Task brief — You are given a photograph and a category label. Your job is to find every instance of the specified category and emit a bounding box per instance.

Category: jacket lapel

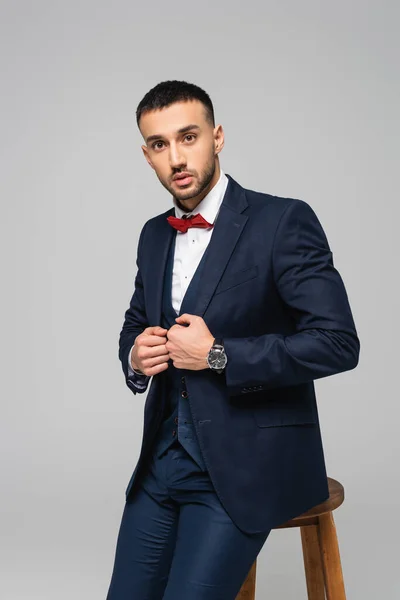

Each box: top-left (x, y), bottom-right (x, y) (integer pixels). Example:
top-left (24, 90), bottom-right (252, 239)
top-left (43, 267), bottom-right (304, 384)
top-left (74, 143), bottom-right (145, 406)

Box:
top-left (145, 174), bottom-right (249, 325)
top-left (145, 211), bottom-right (175, 327)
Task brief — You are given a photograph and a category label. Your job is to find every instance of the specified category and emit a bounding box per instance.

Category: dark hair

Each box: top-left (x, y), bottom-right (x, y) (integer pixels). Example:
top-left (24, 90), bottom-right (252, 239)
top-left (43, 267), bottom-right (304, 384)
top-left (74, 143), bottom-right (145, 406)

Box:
top-left (136, 80), bottom-right (215, 130)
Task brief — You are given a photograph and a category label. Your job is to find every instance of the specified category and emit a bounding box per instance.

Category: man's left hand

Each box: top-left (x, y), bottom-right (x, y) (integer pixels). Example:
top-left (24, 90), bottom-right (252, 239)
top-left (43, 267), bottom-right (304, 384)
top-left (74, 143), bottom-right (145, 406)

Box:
top-left (166, 314), bottom-right (214, 370)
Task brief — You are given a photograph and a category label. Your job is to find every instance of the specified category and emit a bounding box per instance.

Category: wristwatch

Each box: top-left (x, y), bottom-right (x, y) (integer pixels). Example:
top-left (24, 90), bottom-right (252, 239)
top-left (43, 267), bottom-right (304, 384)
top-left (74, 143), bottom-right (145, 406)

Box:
top-left (206, 338), bottom-right (227, 374)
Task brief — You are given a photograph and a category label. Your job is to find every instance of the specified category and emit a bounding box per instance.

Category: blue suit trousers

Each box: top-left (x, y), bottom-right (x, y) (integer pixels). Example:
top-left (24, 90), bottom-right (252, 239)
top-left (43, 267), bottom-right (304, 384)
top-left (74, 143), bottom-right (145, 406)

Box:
top-left (106, 441), bottom-right (271, 599)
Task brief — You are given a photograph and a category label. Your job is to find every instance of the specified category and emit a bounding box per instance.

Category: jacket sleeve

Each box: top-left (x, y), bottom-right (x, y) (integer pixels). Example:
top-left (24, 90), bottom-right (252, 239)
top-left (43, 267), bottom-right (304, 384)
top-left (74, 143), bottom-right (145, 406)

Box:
top-left (223, 199), bottom-right (360, 396)
top-left (118, 221), bottom-right (152, 395)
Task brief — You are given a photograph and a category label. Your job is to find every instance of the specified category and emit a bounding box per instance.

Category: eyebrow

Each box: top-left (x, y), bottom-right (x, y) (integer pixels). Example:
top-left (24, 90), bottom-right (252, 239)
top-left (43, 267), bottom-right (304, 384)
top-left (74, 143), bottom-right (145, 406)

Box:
top-left (146, 124), bottom-right (200, 144)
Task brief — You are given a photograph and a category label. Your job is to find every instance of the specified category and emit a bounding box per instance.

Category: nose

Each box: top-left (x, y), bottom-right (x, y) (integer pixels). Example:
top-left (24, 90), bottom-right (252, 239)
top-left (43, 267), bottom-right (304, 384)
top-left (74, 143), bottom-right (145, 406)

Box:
top-left (169, 142), bottom-right (186, 170)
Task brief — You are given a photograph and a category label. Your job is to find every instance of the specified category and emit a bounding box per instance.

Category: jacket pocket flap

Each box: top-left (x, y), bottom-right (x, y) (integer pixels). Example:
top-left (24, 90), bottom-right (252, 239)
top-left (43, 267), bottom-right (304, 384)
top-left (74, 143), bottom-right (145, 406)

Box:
top-left (253, 405), bottom-right (316, 427)
top-left (215, 264), bottom-right (259, 295)
top-left (251, 385), bottom-right (317, 427)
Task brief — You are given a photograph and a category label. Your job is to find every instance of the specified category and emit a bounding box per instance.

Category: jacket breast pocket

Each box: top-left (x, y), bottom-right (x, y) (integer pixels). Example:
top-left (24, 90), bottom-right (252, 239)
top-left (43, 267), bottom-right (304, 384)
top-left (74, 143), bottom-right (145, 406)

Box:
top-left (214, 264), bottom-right (259, 296)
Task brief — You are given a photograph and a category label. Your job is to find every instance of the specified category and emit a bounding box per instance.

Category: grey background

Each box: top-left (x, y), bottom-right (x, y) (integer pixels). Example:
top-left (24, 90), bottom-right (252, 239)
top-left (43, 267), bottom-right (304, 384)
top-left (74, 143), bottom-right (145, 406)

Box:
top-left (1, 1), bottom-right (398, 598)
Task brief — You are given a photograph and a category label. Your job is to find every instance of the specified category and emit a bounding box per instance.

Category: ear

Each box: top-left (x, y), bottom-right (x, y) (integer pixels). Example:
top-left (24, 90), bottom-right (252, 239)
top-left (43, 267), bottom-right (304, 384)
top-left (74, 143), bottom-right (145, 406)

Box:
top-left (214, 124), bottom-right (225, 155)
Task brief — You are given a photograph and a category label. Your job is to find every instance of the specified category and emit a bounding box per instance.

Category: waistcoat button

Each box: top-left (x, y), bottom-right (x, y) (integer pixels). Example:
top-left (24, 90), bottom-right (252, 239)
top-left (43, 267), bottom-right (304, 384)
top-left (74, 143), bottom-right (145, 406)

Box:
top-left (172, 429), bottom-right (176, 437)
top-left (174, 416), bottom-right (179, 424)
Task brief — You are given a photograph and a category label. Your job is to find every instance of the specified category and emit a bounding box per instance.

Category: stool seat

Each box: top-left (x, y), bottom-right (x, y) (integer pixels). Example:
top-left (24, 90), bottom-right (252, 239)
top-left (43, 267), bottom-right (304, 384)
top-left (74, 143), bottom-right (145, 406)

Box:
top-left (236, 477), bottom-right (347, 599)
top-left (275, 477), bottom-right (344, 528)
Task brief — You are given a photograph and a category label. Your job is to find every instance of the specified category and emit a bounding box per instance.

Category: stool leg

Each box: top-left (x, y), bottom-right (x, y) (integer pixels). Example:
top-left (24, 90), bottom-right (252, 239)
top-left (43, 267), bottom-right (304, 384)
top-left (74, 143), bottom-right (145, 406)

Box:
top-left (301, 525), bottom-right (326, 599)
top-left (235, 560), bottom-right (257, 600)
top-left (318, 512), bottom-right (346, 600)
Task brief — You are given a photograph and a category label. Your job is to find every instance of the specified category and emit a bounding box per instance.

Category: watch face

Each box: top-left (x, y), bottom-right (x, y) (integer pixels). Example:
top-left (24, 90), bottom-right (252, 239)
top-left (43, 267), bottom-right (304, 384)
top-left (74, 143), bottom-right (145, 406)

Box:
top-left (208, 348), bottom-right (227, 369)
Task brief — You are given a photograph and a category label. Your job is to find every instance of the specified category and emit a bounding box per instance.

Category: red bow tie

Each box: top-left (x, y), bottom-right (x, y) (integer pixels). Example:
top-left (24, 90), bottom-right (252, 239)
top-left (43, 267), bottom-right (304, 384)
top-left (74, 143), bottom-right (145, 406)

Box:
top-left (167, 213), bottom-right (214, 233)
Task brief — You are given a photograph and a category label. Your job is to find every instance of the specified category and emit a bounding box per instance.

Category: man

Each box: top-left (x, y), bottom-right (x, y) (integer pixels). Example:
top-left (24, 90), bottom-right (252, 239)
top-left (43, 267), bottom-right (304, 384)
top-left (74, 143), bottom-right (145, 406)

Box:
top-left (106, 80), bottom-right (360, 599)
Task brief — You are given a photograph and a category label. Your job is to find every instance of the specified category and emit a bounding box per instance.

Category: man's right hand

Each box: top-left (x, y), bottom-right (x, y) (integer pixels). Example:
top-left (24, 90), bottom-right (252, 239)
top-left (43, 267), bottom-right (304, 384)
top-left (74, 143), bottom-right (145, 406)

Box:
top-left (131, 326), bottom-right (170, 376)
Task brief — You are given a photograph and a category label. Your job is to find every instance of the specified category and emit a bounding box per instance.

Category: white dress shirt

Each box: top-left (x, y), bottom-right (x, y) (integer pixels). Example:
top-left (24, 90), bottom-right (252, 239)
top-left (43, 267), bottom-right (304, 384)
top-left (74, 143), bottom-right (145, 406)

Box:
top-left (127, 169), bottom-right (229, 388)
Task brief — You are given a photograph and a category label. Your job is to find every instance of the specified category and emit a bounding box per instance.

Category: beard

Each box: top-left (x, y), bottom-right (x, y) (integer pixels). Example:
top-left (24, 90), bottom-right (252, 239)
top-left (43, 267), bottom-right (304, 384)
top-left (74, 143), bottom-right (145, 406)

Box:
top-left (157, 156), bottom-right (216, 210)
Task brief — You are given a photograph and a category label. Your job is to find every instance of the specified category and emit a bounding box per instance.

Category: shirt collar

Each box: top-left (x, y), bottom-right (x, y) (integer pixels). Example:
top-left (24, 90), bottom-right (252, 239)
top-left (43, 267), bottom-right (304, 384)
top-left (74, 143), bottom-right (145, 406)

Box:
top-left (173, 169), bottom-right (229, 224)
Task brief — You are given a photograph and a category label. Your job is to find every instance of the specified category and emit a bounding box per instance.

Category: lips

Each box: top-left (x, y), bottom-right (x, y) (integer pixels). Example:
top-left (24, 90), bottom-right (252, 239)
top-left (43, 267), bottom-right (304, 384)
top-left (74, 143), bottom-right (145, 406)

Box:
top-left (173, 172), bottom-right (192, 181)
top-left (173, 173), bottom-right (193, 186)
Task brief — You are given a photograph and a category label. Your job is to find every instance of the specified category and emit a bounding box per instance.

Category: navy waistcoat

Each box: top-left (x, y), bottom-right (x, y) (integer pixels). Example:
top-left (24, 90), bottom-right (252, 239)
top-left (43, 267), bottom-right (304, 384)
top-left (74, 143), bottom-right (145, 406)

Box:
top-left (151, 230), bottom-right (210, 471)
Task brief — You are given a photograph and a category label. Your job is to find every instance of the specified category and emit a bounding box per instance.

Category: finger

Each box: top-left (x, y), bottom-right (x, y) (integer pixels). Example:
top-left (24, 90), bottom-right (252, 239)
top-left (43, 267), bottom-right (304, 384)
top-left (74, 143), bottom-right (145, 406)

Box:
top-left (145, 326), bottom-right (168, 336)
top-left (141, 354), bottom-right (170, 374)
top-left (145, 361), bottom-right (169, 376)
top-left (142, 353), bottom-right (170, 368)
top-left (140, 335), bottom-right (168, 347)
top-left (175, 313), bottom-right (191, 322)
top-left (139, 344), bottom-right (169, 360)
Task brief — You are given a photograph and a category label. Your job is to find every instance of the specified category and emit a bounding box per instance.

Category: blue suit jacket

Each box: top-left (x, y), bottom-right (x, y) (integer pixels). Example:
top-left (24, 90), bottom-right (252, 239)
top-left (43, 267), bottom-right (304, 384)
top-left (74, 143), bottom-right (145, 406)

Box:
top-left (119, 173), bottom-right (360, 534)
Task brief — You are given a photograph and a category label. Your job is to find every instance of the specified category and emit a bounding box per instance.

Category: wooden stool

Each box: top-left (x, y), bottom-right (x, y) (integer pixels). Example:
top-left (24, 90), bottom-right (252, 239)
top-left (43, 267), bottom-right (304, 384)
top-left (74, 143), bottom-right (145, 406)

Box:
top-left (236, 477), bottom-right (346, 599)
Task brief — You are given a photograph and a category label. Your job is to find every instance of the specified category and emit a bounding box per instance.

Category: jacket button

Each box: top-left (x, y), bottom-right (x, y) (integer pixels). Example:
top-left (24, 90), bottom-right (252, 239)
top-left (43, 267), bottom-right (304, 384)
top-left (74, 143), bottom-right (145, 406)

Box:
top-left (172, 429), bottom-right (176, 437)
top-left (174, 416), bottom-right (179, 424)
top-left (181, 390), bottom-right (188, 399)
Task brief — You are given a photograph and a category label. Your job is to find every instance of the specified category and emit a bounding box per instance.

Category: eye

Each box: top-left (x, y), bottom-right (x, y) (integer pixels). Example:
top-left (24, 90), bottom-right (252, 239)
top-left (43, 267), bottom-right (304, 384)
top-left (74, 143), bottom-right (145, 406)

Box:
top-left (151, 134), bottom-right (196, 151)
